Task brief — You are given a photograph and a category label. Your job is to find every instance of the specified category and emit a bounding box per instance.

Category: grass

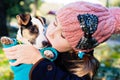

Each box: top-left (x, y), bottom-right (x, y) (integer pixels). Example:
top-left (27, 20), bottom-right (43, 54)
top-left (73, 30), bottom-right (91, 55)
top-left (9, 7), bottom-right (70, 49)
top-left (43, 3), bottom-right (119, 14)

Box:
top-left (0, 45), bottom-right (13, 80)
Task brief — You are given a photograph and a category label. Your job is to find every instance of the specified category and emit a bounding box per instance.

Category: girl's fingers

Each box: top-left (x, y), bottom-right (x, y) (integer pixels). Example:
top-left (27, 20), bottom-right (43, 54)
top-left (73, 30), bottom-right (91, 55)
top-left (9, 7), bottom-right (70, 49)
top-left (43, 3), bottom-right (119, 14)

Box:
top-left (9, 60), bottom-right (21, 66)
top-left (5, 52), bottom-right (17, 59)
top-left (3, 46), bottom-right (17, 52)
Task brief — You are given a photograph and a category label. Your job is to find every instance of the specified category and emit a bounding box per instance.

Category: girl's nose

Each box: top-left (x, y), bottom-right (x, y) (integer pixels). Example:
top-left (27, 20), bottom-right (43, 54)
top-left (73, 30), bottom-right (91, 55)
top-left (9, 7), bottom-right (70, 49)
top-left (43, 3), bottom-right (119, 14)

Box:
top-left (46, 22), bottom-right (57, 38)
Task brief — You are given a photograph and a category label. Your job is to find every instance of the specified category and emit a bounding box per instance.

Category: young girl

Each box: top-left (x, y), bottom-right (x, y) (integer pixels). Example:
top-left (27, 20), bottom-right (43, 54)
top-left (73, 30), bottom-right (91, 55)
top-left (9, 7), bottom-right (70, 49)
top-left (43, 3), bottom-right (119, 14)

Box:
top-left (3, 1), bottom-right (120, 80)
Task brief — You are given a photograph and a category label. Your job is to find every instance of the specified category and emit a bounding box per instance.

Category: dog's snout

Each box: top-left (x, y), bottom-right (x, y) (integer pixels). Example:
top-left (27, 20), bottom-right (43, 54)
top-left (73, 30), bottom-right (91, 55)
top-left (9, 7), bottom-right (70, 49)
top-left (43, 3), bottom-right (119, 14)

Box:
top-left (42, 41), bottom-right (48, 47)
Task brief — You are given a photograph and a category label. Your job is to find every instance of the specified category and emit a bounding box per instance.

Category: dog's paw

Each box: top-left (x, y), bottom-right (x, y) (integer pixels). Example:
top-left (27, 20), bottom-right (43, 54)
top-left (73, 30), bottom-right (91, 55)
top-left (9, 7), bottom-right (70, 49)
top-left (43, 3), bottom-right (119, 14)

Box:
top-left (0, 36), bottom-right (13, 45)
top-left (44, 50), bottom-right (54, 59)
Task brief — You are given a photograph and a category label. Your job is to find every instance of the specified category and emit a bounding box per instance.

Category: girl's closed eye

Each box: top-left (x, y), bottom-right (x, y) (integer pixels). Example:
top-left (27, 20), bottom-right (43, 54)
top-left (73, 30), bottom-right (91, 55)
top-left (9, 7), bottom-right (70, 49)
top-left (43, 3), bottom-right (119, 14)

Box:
top-left (53, 17), bottom-right (58, 26)
top-left (61, 33), bottom-right (65, 38)
top-left (53, 20), bottom-right (57, 26)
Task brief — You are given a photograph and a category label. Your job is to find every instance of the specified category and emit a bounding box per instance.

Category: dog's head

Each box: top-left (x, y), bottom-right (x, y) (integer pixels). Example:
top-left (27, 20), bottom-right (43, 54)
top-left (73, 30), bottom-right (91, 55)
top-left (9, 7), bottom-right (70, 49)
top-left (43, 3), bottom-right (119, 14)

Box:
top-left (16, 14), bottom-right (49, 49)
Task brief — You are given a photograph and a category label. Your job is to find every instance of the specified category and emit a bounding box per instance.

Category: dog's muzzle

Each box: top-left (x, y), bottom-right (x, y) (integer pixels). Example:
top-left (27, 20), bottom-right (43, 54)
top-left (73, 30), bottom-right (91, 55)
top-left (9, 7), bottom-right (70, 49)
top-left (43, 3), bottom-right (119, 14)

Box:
top-left (43, 24), bottom-right (48, 36)
top-left (42, 25), bottom-right (51, 47)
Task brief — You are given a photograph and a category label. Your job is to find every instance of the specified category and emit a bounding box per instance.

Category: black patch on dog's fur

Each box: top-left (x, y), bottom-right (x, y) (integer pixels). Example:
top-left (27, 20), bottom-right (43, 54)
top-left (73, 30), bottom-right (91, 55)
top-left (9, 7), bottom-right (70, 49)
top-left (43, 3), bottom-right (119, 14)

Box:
top-left (20, 18), bottom-right (39, 37)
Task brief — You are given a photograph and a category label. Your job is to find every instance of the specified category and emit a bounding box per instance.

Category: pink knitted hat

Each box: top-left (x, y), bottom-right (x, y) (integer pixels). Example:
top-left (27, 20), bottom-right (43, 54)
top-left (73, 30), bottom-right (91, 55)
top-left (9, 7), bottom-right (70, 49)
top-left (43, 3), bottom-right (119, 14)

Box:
top-left (56, 1), bottom-right (120, 52)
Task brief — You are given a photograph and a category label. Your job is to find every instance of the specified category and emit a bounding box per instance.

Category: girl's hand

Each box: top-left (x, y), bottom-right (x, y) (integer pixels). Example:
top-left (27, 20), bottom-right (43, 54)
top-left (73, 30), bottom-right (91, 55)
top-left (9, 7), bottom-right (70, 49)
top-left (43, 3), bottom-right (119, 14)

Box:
top-left (3, 44), bottom-right (43, 66)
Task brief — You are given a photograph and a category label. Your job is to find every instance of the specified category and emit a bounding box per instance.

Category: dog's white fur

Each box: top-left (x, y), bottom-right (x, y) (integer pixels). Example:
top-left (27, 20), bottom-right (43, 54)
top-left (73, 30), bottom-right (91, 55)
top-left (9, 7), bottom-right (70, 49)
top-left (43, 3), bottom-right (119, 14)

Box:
top-left (17, 17), bottom-right (48, 49)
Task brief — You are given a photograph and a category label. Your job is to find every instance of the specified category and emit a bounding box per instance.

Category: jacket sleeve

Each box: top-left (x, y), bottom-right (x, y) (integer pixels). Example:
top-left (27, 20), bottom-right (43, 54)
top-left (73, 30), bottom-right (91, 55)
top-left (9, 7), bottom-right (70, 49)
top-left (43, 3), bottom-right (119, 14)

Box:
top-left (29, 59), bottom-right (84, 80)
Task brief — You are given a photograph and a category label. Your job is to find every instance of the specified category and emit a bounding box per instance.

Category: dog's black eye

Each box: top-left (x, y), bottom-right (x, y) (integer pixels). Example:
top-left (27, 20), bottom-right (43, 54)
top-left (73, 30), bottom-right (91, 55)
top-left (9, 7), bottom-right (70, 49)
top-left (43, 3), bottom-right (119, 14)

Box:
top-left (30, 25), bottom-right (39, 34)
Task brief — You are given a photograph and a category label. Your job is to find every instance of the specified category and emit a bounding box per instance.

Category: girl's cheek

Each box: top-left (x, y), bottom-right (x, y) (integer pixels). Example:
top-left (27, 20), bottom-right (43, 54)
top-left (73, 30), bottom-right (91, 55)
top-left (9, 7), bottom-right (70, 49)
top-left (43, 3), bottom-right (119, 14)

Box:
top-left (46, 23), bottom-right (55, 38)
top-left (48, 22), bottom-right (57, 31)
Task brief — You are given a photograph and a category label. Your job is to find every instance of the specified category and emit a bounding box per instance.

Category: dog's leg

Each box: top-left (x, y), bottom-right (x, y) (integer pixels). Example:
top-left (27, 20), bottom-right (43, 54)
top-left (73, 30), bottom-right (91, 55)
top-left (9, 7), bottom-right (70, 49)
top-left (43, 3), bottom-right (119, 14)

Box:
top-left (0, 36), bottom-right (13, 45)
top-left (43, 50), bottom-right (54, 59)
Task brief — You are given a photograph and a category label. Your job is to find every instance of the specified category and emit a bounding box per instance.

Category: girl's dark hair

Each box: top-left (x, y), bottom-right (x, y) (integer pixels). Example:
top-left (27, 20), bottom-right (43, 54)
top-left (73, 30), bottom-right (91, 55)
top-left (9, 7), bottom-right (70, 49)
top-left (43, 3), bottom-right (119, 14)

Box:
top-left (55, 50), bottom-right (99, 80)
top-left (81, 50), bottom-right (100, 78)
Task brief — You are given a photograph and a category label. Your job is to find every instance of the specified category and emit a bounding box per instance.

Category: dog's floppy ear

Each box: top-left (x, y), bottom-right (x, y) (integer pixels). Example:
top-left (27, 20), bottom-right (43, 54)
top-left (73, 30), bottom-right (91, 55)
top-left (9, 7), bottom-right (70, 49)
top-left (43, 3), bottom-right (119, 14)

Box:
top-left (35, 16), bottom-right (46, 25)
top-left (16, 14), bottom-right (31, 26)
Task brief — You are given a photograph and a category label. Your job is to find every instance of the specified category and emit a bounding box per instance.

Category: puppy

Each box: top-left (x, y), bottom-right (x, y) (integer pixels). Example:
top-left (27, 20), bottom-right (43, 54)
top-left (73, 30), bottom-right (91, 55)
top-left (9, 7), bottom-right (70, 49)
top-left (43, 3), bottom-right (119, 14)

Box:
top-left (0, 14), bottom-right (58, 80)
top-left (16, 14), bottom-right (48, 48)
top-left (1, 14), bottom-right (55, 59)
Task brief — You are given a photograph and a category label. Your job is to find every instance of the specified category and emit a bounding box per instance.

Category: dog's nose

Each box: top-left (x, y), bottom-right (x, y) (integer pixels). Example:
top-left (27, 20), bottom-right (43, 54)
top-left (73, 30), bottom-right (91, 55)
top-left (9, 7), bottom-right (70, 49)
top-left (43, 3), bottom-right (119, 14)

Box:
top-left (42, 40), bottom-right (48, 47)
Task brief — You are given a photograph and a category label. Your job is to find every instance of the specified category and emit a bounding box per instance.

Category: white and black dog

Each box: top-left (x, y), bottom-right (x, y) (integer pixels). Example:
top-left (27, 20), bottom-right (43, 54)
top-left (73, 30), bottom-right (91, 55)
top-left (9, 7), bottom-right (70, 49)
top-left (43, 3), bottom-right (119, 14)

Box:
top-left (0, 14), bottom-right (58, 80)
top-left (1, 14), bottom-right (55, 58)
top-left (16, 14), bottom-right (49, 49)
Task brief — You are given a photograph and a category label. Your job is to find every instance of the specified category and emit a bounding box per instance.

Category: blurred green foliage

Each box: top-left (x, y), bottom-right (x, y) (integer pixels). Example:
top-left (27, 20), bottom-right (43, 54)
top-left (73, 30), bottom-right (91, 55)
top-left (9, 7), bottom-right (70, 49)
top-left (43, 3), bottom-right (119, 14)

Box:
top-left (0, 0), bottom-right (33, 37)
top-left (94, 67), bottom-right (120, 80)
top-left (94, 43), bottom-right (120, 80)
top-left (110, 0), bottom-right (120, 6)
top-left (4, 0), bottom-right (33, 18)
top-left (95, 43), bottom-right (120, 67)
top-left (0, 44), bottom-right (13, 80)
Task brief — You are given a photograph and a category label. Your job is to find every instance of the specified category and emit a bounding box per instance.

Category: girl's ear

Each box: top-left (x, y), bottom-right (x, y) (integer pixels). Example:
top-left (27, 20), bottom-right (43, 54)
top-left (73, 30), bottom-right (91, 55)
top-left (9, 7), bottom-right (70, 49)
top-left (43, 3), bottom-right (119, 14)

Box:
top-left (16, 14), bottom-right (31, 26)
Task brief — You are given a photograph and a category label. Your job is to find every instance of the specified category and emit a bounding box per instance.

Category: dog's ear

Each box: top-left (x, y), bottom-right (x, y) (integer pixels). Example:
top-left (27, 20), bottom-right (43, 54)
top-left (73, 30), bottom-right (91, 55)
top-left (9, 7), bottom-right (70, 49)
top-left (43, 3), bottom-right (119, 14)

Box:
top-left (35, 16), bottom-right (46, 25)
top-left (16, 14), bottom-right (31, 26)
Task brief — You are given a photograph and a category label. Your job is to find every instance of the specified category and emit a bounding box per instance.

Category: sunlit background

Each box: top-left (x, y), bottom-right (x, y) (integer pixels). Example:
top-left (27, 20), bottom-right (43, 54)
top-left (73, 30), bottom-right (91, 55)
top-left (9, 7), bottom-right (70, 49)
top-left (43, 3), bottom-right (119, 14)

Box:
top-left (0, 0), bottom-right (120, 80)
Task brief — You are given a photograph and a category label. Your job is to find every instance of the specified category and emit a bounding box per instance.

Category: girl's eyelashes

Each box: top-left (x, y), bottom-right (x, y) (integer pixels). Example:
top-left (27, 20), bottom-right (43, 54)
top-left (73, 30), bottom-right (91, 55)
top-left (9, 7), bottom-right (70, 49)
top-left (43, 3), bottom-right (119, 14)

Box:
top-left (53, 21), bottom-right (57, 26)
top-left (61, 33), bottom-right (65, 38)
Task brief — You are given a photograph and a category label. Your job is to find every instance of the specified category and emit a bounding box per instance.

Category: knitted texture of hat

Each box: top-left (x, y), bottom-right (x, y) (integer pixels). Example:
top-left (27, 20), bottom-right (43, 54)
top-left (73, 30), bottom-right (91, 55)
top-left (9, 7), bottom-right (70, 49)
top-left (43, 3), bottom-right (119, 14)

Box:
top-left (56, 1), bottom-right (120, 52)
top-left (109, 7), bottom-right (120, 34)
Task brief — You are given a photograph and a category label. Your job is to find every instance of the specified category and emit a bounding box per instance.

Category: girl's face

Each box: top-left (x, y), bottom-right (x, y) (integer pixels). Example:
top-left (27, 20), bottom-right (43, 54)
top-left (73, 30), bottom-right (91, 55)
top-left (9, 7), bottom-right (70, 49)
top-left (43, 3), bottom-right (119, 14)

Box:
top-left (46, 19), bottom-right (72, 52)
